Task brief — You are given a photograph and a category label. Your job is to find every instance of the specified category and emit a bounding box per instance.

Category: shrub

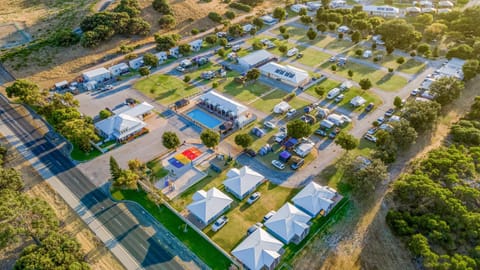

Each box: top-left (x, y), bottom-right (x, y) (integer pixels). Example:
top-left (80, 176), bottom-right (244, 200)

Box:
top-left (388, 68), bottom-right (394, 73)
top-left (355, 49), bottom-right (363, 56)
top-left (225, 11), bottom-right (236, 19)
top-left (331, 64), bottom-right (337, 71)
top-left (212, 82), bottom-right (219, 88)
top-left (158, 15), bottom-right (176, 28)
top-left (284, 93), bottom-right (296, 101)
top-left (410, 51), bottom-right (416, 57)
top-left (191, 28), bottom-right (199, 35)
top-left (153, 0), bottom-right (172, 14)
top-left (183, 75), bottom-right (191, 83)
top-left (208, 12), bottom-right (223, 23)
top-left (229, 2), bottom-right (252, 12)
top-left (396, 57), bottom-right (405, 64)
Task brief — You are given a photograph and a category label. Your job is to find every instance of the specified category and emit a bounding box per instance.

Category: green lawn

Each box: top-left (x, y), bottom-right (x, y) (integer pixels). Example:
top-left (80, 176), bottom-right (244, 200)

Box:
top-left (334, 87), bottom-right (383, 112)
top-left (111, 189), bottom-right (233, 270)
top-left (305, 78), bottom-right (340, 97)
top-left (292, 47), bottom-right (331, 68)
top-left (207, 181), bottom-right (297, 251)
top-left (273, 25), bottom-right (308, 41)
top-left (146, 158), bottom-right (169, 179)
top-left (348, 51), bottom-right (426, 75)
top-left (322, 62), bottom-right (408, 92)
top-left (310, 35), bottom-right (354, 53)
top-left (397, 58), bottom-right (426, 74)
top-left (70, 144), bottom-right (102, 162)
top-left (216, 80), bottom-right (272, 103)
top-left (134, 74), bottom-right (199, 105)
top-left (250, 90), bottom-right (311, 114)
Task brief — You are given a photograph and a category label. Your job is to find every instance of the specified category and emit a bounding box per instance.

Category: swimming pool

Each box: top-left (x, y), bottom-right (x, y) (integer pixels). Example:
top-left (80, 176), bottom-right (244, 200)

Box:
top-left (186, 108), bottom-right (222, 129)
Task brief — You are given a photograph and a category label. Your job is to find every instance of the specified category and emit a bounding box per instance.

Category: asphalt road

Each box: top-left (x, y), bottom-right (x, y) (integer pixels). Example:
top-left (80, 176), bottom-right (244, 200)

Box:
top-left (0, 97), bottom-right (196, 270)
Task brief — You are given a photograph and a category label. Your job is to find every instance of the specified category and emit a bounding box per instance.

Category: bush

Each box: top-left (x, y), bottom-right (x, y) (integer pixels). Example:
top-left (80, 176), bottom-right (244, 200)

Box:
top-left (212, 82), bottom-right (219, 88)
top-left (229, 2), bottom-right (252, 12)
top-left (338, 33), bottom-right (344, 39)
top-left (208, 12), bottom-right (223, 23)
top-left (355, 49), bottom-right (363, 56)
top-left (315, 86), bottom-right (325, 97)
top-left (284, 92), bottom-right (296, 101)
top-left (153, 0), bottom-right (172, 14)
top-left (183, 75), bottom-right (191, 83)
top-left (225, 11), bottom-right (236, 19)
top-left (396, 57), bottom-right (405, 64)
top-left (388, 68), bottom-right (394, 73)
top-left (191, 28), bottom-right (199, 35)
top-left (158, 15), bottom-right (176, 28)
top-left (331, 64), bottom-right (337, 71)
top-left (410, 51), bottom-right (416, 57)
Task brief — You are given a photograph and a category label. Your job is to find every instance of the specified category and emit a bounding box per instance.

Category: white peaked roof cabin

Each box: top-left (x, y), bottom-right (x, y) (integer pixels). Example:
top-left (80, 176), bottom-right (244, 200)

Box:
top-left (128, 57), bottom-right (144, 70)
top-left (259, 62), bottom-right (310, 87)
top-left (189, 39), bottom-right (203, 52)
top-left (108, 63), bottom-right (130, 76)
top-left (232, 229), bottom-right (284, 270)
top-left (95, 102), bottom-right (153, 142)
top-left (82, 67), bottom-right (111, 83)
top-left (264, 203), bottom-right (311, 244)
top-left (154, 51), bottom-right (168, 63)
top-left (187, 187), bottom-right (233, 225)
top-left (292, 182), bottom-right (338, 217)
top-left (224, 167), bottom-right (265, 199)
top-left (238, 50), bottom-right (275, 69)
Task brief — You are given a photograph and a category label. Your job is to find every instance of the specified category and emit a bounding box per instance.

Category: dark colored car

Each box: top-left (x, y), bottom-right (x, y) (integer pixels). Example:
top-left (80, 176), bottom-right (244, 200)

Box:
top-left (385, 108), bottom-right (395, 117)
top-left (245, 148), bottom-right (257, 157)
top-left (315, 129), bottom-right (327, 137)
top-left (365, 103), bottom-right (374, 112)
top-left (290, 158), bottom-right (305, 170)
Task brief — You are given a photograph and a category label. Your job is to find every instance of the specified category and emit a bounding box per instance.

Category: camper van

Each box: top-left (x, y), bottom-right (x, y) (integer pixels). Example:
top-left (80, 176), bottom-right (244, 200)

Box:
top-left (326, 88), bottom-right (341, 99)
top-left (320, 119), bottom-right (335, 129)
top-left (327, 114), bottom-right (345, 126)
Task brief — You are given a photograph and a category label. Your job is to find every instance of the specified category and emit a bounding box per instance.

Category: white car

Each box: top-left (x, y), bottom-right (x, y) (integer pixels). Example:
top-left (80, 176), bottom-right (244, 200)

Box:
top-left (334, 94), bottom-right (344, 103)
top-left (286, 108), bottom-right (297, 118)
top-left (341, 115), bottom-right (352, 123)
top-left (176, 66), bottom-right (186, 72)
top-left (376, 117), bottom-right (385, 124)
top-left (105, 84), bottom-right (113, 90)
top-left (247, 192), bottom-right (261, 205)
top-left (264, 121), bottom-right (276, 129)
top-left (263, 210), bottom-right (277, 222)
top-left (271, 160), bottom-right (285, 170)
top-left (212, 216), bottom-right (229, 232)
top-left (364, 134), bottom-right (377, 143)
top-left (287, 48), bottom-right (298, 57)
top-left (411, 88), bottom-right (419, 96)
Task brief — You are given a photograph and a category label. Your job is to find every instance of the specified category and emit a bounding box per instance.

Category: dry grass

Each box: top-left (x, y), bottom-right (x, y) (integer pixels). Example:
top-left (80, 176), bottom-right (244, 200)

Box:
top-left (2, 0), bottom-right (282, 88)
top-left (293, 76), bottom-right (480, 269)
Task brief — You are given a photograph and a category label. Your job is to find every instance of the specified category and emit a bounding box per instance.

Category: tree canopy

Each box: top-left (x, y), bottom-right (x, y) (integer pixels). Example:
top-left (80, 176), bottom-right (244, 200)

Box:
top-left (200, 129), bottom-right (220, 149)
top-left (376, 19), bottom-right (421, 50)
top-left (162, 131), bottom-right (181, 150)
top-left (234, 133), bottom-right (253, 149)
top-left (335, 132), bottom-right (358, 151)
top-left (287, 119), bottom-right (311, 139)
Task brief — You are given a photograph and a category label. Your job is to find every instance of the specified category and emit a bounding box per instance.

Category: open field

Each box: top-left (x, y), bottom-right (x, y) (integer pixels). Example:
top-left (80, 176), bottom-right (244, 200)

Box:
top-left (292, 47), bottom-right (331, 67)
top-left (331, 87), bottom-right (383, 112)
top-left (111, 188), bottom-right (233, 270)
top-left (348, 51), bottom-right (426, 75)
top-left (134, 74), bottom-right (197, 105)
top-left (321, 62), bottom-right (408, 92)
top-left (305, 78), bottom-right (340, 97)
top-left (217, 80), bottom-right (272, 103)
top-left (250, 90), bottom-right (311, 113)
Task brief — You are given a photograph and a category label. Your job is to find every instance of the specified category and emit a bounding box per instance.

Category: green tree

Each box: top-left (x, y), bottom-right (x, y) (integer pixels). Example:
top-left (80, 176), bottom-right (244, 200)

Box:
top-left (99, 109), bottom-right (112, 119)
top-left (60, 119), bottom-right (98, 152)
top-left (278, 45), bottom-right (288, 54)
top-left (321, 0), bottom-right (331, 9)
top-left (396, 57), bottom-right (405, 64)
top-left (127, 17), bottom-right (151, 35)
top-left (204, 34), bottom-right (218, 45)
top-left (341, 157), bottom-right (388, 195)
top-left (153, 0), bottom-right (172, 14)
top-left (300, 15), bottom-right (313, 24)
top-left (183, 75), bottom-right (191, 83)
top-left (393, 96), bottom-right (403, 109)
top-left (50, 28), bottom-right (80, 47)
top-left (0, 167), bottom-right (24, 192)
top-left (429, 77), bottom-right (464, 106)
top-left (154, 34), bottom-right (178, 51)
top-left (143, 53), bottom-right (159, 68)
top-left (6, 80), bottom-right (42, 105)
top-left (299, 7), bottom-right (308, 16)
top-left (416, 13), bottom-right (433, 25)
top-left (359, 78), bottom-right (372, 91)
top-left (246, 68), bottom-right (261, 81)
top-left (109, 156), bottom-right (121, 181)
top-left (179, 44), bottom-right (191, 55)
top-left (228, 23), bottom-right (244, 37)
top-left (376, 19), bottom-right (421, 50)
top-left (279, 25), bottom-right (287, 34)
top-left (316, 23), bottom-right (327, 33)
top-left (351, 30), bottom-right (361, 43)
top-left (348, 69), bottom-right (354, 78)
top-left (424, 23), bottom-right (448, 42)
top-left (391, 119), bottom-right (417, 148)
top-left (225, 11), bottom-right (236, 19)
top-left (158, 14), bottom-right (176, 28)
top-left (307, 28), bottom-right (317, 40)
top-left (463, 59), bottom-right (479, 81)
top-left (218, 37), bottom-right (228, 47)
top-left (217, 47), bottom-right (226, 57)
top-left (114, 169), bottom-right (139, 189)
top-left (315, 86), bottom-right (325, 97)
top-left (200, 129), bottom-right (220, 149)
top-left (287, 119), bottom-right (311, 139)
top-left (253, 17), bottom-right (264, 29)
top-left (273, 7), bottom-right (286, 21)
top-left (114, 0), bottom-right (141, 17)
top-left (335, 132), bottom-right (358, 152)
top-left (402, 100), bottom-right (441, 131)
top-left (373, 130), bottom-right (398, 163)
top-left (328, 22), bottom-right (338, 31)
top-left (162, 131), bottom-right (181, 150)
top-left (234, 133), bottom-right (253, 149)
top-left (446, 44), bottom-right (474, 60)
top-left (416, 43), bottom-right (431, 57)
top-left (139, 66), bottom-right (150, 77)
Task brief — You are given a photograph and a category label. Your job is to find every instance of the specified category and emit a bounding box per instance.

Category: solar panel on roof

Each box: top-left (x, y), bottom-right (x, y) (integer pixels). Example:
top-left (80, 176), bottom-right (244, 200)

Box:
top-left (289, 73), bottom-right (295, 78)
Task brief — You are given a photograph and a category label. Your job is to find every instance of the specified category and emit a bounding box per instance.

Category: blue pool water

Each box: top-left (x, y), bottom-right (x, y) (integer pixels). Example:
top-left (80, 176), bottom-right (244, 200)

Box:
top-left (186, 108), bottom-right (222, 129)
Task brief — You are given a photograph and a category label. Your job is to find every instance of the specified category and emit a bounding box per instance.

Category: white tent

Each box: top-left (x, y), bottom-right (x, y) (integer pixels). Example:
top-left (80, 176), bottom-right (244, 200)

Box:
top-left (224, 167), bottom-right (265, 199)
top-left (350, 96), bottom-right (367, 107)
top-left (273, 101), bottom-right (291, 114)
top-left (265, 203), bottom-right (311, 244)
top-left (187, 188), bottom-right (233, 225)
top-left (438, 0), bottom-right (454, 7)
top-left (292, 182), bottom-right (337, 217)
top-left (232, 229), bottom-right (283, 270)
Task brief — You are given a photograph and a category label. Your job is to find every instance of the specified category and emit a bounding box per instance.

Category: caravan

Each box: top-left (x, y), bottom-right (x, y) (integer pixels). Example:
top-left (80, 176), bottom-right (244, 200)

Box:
top-left (327, 114), bottom-right (345, 126)
top-left (326, 88), bottom-right (341, 99)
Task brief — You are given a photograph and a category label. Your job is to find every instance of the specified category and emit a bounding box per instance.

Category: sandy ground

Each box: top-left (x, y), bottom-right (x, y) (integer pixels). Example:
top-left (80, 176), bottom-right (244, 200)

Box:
top-left (0, 106), bottom-right (125, 270)
top-left (293, 76), bottom-right (480, 270)
top-left (1, 0), bottom-right (281, 88)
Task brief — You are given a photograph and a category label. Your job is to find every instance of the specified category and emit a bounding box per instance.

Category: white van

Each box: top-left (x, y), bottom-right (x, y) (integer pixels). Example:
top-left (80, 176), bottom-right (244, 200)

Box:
top-left (326, 88), bottom-right (341, 99)
top-left (287, 48), bottom-right (299, 57)
top-left (327, 114), bottom-right (345, 126)
top-left (320, 119), bottom-right (335, 129)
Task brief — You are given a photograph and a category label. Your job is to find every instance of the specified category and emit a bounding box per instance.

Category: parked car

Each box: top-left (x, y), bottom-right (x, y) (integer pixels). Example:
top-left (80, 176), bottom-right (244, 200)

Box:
top-left (105, 84), bottom-right (113, 90)
top-left (376, 116), bottom-right (385, 124)
top-left (364, 134), bottom-right (377, 143)
top-left (296, 53), bottom-right (304, 59)
top-left (176, 66), bottom-right (186, 72)
top-left (232, 45), bottom-right (241, 52)
top-left (334, 94), bottom-right (345, 103)
top-left (247, 192), bottom-right (261, 205)
top-left (286, 108), bottom-right (297, 118)
top-left (227, 36), bottom-right (235, 42)
top-left (385, 108), bottom-right (395, 117)
top-left (365, 103), bottom-right (374, 112)
top-left (212, 216), bottom-right (229, 232)
top-left (329, 128), bottom-right (341, 139)
top-left (263, 210), bottom-right (277, 222)
top-left (125, 98), bottom-right (135, 105)
top-left (329, 56), bottom-right (336, 62)
top-left (247, 223), bottom-right (263, 235)
top-left (290, 158), bottom-right (305, 170)
top-left (315, 129), bottom-right (327, 137)
top-left (367, 127), bottom-right (378, 135)
top-left (245, 148), bottom-right (257, 157)
top-left (274, 132), bottom-right (286, 143)
top-left (271, 160), bottom-right (285, 170)
top-left (264, 121), bottom-right (276, 129)
top-left (411, 88), bottom-right (419, 96)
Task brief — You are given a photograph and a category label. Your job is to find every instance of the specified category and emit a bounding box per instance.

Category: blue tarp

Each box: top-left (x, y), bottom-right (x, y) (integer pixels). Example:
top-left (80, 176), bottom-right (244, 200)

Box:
top-left (284, 138), bottom-right (298, 148)
top-left (168, 157), bottom-right (184, 168)
top-left (279, 150), bottom-right (292, 162)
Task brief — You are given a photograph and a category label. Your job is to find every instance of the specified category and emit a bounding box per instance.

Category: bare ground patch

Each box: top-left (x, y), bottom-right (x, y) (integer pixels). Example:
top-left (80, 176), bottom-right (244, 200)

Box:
top-left (293, 76), bottom-right (480, 270)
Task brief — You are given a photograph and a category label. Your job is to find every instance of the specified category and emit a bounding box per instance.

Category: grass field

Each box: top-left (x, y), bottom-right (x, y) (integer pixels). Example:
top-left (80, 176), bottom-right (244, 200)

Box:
top-left (305, 79), bottom-right (341, 97)
top-left (331, 87), bottom-right (383, 112)
top-left (250, 90), bottom-right (311, 114)
top-left (134, 74), bottom-right (198, 105)
top-left (321, 62), bottom-right (408, 92)
top-left (70, 144), bottom-right (102, 162)
top-left (347, 51), bottom-right (426, 75)
top-left (292, 47), bottom-right (331, 67)
top-left (216, 80), bottom-right (272, 103)
top-left (111, 189), bottom-right (233, 270)
top-left (146, 158), bottom-right (169, 179)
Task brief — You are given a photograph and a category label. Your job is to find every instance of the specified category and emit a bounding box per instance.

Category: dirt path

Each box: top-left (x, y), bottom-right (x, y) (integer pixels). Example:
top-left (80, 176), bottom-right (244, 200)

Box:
top-left (293, 76), bottom-right (480, 270)
top-left (0, 111), bottom-right (125, 270)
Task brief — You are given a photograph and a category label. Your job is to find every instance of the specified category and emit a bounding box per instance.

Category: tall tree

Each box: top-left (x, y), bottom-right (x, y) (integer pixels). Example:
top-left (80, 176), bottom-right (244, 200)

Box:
top-left (272, 7), bottom-right (286, 21)
top-left (391, 119), bottom-right (417, 148)
top-left (359, 78), bottom-right (372, 91)
top-left (115, 169), bottom-right (139, 189)
top-left (234, 134), bottom-right (253, 149)
top-left (109, 156), bottom-right (121, 181)
top-left (200, 129), bottom-right (220, 149)
top-left (245, 68), bottom-right (260, 81)
top-left (429, 77), bottom-right (464, 106)
top-left (162, 131), bottom-right (181, 150)
top-left (5, 80), bottom-right (42, 105)
top-left (307, 28), bottom-right (317, 40)
top-left (341, 158), bottom-right (388, 195)
top-left (0, 167), bottom-right (24, 192)
top-left (335, 132), bottom-right (358, 152)
top-left (287, 119), bottom-right (311, 139)
top-left (143, 53), bottom-right (159, 68)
